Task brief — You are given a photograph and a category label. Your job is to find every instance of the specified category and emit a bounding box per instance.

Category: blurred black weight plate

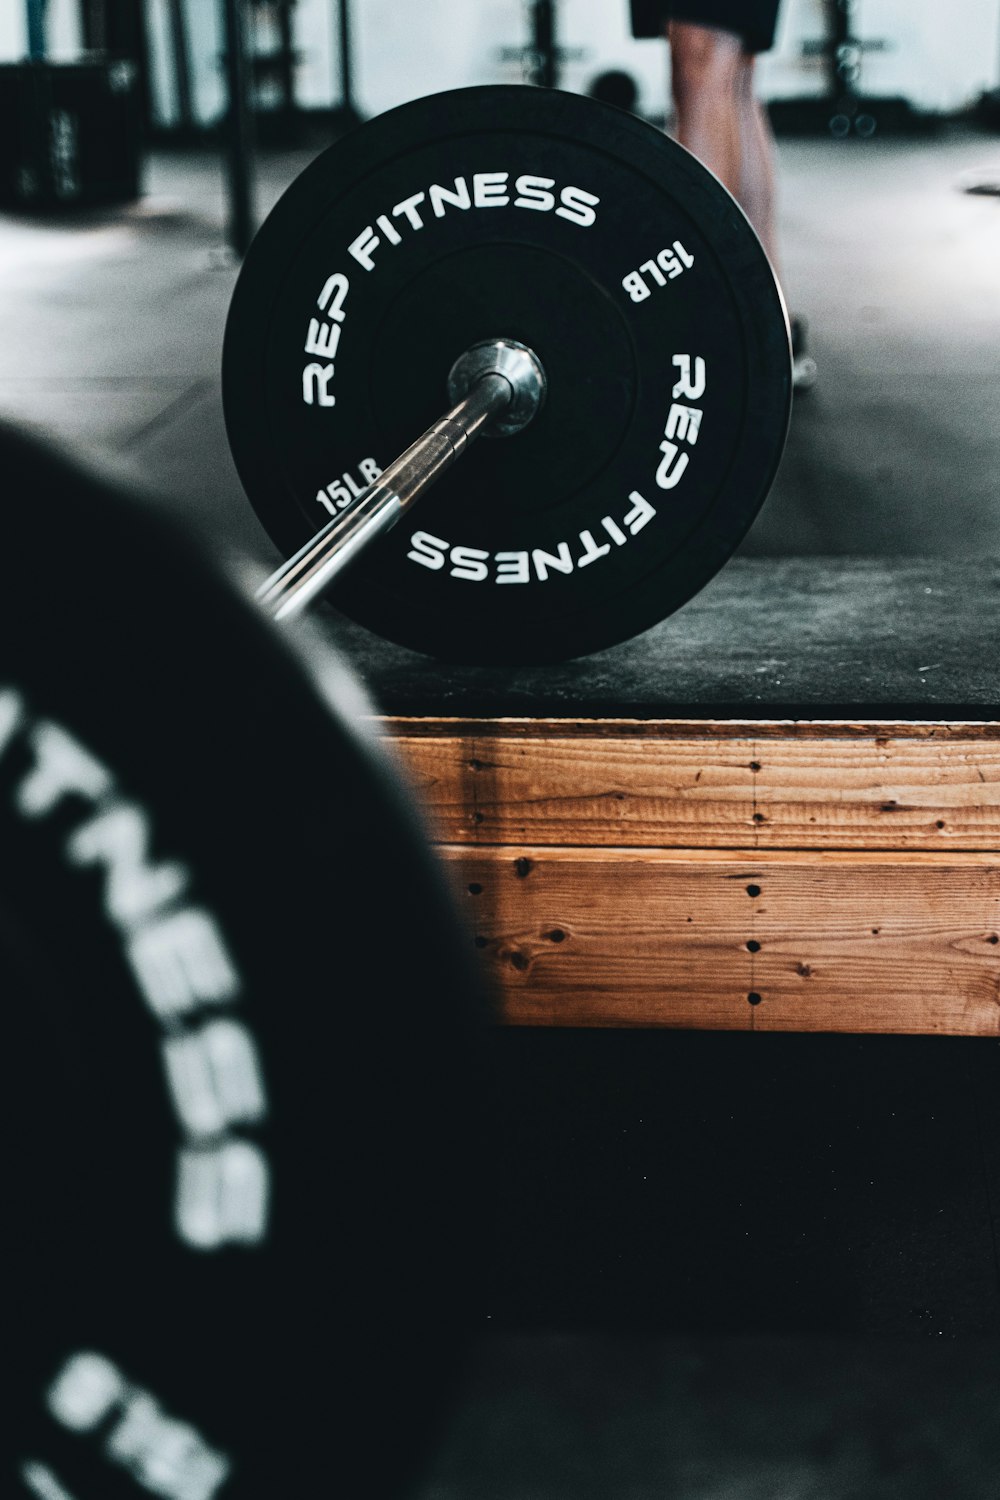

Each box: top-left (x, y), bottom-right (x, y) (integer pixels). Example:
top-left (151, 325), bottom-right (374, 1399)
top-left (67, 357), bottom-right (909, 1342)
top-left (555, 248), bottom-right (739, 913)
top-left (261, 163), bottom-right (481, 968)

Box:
top-left (1, 422), bottom-right (488, 1499)
top-left (223, 85), bottom-right (791, 664)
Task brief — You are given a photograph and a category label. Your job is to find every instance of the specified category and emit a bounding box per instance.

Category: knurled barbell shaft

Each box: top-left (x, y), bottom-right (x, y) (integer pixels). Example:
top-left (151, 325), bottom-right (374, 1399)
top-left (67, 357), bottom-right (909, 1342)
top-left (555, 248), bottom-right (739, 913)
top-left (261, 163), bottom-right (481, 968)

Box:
top-left (257, 337), bottom-right (546, 622)
top-left (258, 372), bottom-right (509, 622)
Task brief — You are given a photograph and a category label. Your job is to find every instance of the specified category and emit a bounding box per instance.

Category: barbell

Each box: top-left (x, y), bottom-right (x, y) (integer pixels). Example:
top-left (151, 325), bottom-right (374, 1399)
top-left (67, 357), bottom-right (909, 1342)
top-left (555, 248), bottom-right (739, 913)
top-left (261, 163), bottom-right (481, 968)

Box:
top-left (8, 81), bottom-right (791, 1497)
top-left (224, 84), bottom-right (792, 663)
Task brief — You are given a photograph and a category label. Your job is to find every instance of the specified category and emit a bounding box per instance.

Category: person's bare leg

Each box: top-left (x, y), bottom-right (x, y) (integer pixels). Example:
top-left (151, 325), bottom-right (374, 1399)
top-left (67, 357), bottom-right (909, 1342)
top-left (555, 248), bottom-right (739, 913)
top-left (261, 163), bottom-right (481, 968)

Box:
top-left (668, 20), bottom-right (811, 378)
top-left (734, 52), bottom-right (782, 278)
top-left (666, 20), bottom-right (743, 197)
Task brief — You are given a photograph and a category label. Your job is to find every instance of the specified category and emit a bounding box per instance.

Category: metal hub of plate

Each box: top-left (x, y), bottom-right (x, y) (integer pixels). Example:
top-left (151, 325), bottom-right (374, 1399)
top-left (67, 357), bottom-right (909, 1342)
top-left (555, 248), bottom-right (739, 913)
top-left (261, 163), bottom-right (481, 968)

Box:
top-left (223, 85), bottom-right (791, 663)
top-left (447, 337), bottom-right (548, 436)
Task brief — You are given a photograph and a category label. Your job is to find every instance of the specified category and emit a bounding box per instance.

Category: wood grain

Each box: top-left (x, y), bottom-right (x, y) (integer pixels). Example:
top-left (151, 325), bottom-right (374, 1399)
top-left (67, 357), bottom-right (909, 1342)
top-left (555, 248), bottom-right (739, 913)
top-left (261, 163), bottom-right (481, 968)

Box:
top-left (383, 719), bottom-right (1000, 850)
top-left (443, 845), bottom-right (1000, 1035)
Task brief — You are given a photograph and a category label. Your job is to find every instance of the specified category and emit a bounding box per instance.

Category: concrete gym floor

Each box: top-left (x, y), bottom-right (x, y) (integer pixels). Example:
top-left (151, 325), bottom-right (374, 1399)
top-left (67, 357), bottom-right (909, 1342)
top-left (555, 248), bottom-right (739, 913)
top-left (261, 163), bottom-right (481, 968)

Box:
top-left (4, 123), bottom-right (1000, 1495)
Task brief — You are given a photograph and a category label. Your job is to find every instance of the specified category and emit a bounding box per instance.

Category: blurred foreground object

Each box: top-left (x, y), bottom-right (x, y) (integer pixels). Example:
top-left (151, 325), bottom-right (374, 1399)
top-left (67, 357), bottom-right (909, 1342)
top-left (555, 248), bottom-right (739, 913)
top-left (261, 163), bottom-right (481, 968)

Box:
top-left (2, 421), bottom-right (490, 1499)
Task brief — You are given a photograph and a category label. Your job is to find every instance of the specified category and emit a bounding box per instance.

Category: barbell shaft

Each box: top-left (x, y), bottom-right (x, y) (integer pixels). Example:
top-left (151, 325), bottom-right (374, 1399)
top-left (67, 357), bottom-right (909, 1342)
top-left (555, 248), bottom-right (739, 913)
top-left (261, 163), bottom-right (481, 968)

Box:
top-left (258, 369), bottom-right (513, 622)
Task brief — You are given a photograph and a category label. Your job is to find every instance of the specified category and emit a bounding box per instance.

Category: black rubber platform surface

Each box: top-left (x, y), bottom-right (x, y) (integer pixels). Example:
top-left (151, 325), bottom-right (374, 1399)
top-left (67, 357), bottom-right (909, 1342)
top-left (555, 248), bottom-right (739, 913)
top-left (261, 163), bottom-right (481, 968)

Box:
top-left (320, 556), bottom-right (1000, 719)
top-left (481, 1030), bottom-right (1000, 1337)
top-left (417, 1330), bottom-right (1000, 1500)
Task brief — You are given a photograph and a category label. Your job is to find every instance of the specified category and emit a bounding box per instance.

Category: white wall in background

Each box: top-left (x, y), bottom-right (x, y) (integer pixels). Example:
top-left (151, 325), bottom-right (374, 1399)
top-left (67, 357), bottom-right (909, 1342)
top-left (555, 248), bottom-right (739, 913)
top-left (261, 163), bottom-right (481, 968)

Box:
top-left (145, 0), bottom-right (176, 124)
top-left (0, 0), bottom-right (81, 60)
top-left (350, 0), bottom-right (522, 115)
top-left (528, 0), bottom-right (669, 119)
top-left (44, 0), bottom-right (84, 58)
top-left (327, 0), bottom-right (1000, 120)
top-left (0, 6), bottom-right (27, 59)
top-left (124, 0), bottom-right (1000, 130)
top-left (863, 0), bottom-right (999, 112)
top-left (186, 0), bottom-right (225, 121)
top-left (144, 0), bottom-right (226, 127)
top-left (757, 0), bottom-right (1000, 112)
top-left (755, 0), bottom-right (829, 100)
top-left (339, 0), bottom-right (667, 119)
top-left (291, 0), bottom-right (336, 107)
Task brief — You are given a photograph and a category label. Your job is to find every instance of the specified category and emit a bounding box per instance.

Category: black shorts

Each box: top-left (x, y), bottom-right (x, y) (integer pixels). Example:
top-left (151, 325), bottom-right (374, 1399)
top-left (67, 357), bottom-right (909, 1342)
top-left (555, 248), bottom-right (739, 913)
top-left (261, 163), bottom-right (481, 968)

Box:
top-left (629, 0), bottom-right (780, 53)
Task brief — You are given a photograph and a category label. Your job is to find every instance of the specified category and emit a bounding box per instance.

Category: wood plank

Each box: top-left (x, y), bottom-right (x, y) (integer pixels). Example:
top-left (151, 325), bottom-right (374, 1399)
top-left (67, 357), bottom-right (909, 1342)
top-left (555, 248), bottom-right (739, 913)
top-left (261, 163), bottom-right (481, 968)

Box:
top-left (383, 720), bottom-right (1000, 850)
top-left (380, 717), bottom-right (1000, 741)
top-left (441, 846), bottom-right (1000, 1035)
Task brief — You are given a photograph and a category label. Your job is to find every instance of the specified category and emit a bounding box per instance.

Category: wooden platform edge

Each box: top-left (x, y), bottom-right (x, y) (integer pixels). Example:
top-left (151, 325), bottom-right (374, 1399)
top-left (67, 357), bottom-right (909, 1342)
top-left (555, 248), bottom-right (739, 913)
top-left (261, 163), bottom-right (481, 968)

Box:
top-left (374, 717), bottom-right (1000, 1034)
top-left (440, 845), bottom-right (1000, 1036)
top-left (377, 718), bottom-right (1000, 851)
